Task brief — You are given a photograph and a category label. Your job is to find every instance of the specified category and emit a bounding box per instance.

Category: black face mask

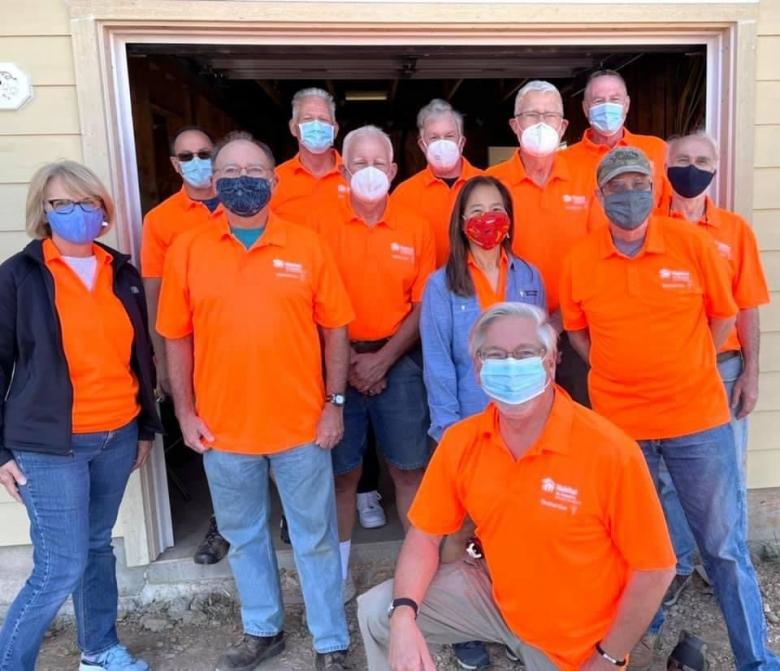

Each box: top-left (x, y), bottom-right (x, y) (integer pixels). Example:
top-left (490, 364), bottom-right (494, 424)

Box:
top-left (667, 165), bottom-right (715, 199)
top-left (216, 176), bottom-right (271, 217)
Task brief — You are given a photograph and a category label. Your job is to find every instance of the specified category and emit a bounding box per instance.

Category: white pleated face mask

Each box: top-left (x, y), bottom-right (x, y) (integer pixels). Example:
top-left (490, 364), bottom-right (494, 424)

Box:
top-left (520, 123), bottom-right (561, 157)
top-left (349, 166), bottom-right (391, 202)
top-left (425, 139), bottom-right (461, 171)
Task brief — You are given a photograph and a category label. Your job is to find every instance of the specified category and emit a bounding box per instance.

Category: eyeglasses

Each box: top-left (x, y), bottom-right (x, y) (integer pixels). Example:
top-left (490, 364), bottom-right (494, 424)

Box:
top-left (601, 179), bottom-right (653, 196)
top-left (47, 198), bottom-right (102, 214)
top-left (514, 111), bottom-right (563, 124)
top-left (217, 165), bottom-right (272, 179)
top-left (477, 346), bottom-right (547, 361)
top-left (175, 150), bottom-right (212, 162)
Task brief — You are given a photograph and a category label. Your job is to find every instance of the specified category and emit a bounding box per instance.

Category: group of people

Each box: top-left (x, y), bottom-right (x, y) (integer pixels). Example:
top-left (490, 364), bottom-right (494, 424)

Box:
top-left (0, 68), bottom-right (776, 671)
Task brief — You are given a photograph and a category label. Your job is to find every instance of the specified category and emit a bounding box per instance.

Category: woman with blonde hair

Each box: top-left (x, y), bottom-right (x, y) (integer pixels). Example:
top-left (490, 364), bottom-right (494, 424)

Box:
top-left (0, 161), bottom-right (162, 671)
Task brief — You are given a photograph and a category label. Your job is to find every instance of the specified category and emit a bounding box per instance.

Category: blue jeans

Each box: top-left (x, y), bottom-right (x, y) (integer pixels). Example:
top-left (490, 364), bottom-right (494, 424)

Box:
top-left (641, 424), bottom-right (779, 670)
top-left (203, 443), bottom-right (349, 653)
top-left (332, 351), bottom-right (430, 476)
top-left (660, 355), bottom-right (748, 575)
top-left (0, 421), bottom-right (139, 671)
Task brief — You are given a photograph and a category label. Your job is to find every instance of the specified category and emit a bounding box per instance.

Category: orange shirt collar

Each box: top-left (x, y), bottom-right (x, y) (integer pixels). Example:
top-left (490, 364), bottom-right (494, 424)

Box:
top-left (218, 212), bottom-right (288, 248)
top-left (503, 150), bottom-right (570, 187)
top-left (174, 187), bottom-right (223, 215)
top-left (478, 389), bottom-right (573, 458)
top-left (291, 150), bottom-right (343, 178)
top-left (598, 215), bottom-right (666, 259)
top-left (661, 194), bottom-right (722, 229)
top-left (466, 248), bottom-right (509, 271)
top-left (342, 194), bottom-right (397, 229)
top-left (43, 238), bottom-right (113, 267)
top-left (422, 157), bottom-right (479, 187)
top-left (580, 127), bottom-right (635, 152)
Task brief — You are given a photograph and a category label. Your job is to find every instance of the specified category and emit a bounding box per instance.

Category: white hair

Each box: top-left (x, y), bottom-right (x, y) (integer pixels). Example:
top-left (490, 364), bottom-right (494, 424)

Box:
top-left (514, 80), bottom-right (563, 115)
top-left (342, 125), bottom-right (394, 163)
top-left (667, 130), bottom-right (720, 163)
top-left (291, 87), bottom-right (336, 123)
top-left (416, 98), bottom-right (464, 136)
top-left (469, 302), bottom-right (557, 359)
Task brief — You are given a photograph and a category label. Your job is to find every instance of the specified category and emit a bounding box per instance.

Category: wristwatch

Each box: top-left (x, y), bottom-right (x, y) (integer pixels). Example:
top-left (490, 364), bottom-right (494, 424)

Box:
top-left (326, 393), bottom-right (346, 407)
top-left (387, 597), bottom-right (419, 619)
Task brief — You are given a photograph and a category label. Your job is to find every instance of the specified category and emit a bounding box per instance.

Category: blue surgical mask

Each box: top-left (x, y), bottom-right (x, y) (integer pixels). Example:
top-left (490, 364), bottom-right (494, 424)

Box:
top-left (588, 102), bottom-right (625, 135)
top-left (216, 176), bottom-right (272, 217)
top-left (46, 207), bottom-right (105, 244)
top-left (479, 356), bottom-right (549, 406)
top-left (180, 156), bottom-right (213, 189)
top-left (299, 120), bottom-right (335, 154)
top-left (602, 190), bottom-right (654, 230)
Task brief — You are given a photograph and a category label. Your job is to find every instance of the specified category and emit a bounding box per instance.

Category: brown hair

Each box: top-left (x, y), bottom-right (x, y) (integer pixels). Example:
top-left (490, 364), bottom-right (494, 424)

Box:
top-left (445, 175), bottom-right (515, 298)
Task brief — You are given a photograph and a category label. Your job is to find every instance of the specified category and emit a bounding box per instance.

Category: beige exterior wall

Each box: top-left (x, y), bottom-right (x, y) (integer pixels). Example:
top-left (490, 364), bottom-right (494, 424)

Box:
top-left (0, 0), bottom-right (777, 548)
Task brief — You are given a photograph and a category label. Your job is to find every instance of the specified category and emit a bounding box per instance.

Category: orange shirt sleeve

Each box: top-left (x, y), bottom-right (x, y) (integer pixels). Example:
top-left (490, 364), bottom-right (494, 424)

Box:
top-left (156, 235), bottom-right (193, 339)
top-left (559, 248), bottom-right (588, 331)
top-left (407, 432), bottom-right (467, 535)
top-left (140, 212), bottom-right (165, 279)
top-left (695, 232), bottom-right (739, 320)
top-left (732, 218), bottom-right (770, 309)
top-left (312, 239), bottom-right (356, 329)
top-left (606, 441), bottom-right (676, 570)
top-left (411, 224), bottom-right (437, 303)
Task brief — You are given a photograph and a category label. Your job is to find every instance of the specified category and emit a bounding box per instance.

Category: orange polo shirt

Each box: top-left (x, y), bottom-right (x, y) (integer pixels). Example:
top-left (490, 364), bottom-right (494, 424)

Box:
top-left (486, 151), bottom-right (594, 312)
top-left (563, 128), bottom-right (671, 227)
top-left (44, 240), bottom-right (140, 433)
top-left (409, 391), bottom-right (675, 671)
top-left (314, 197), bottom-right (436, 341)
top-left (560, 216), bottom-right (737, 440)
top-left (658, 195), bottom-right (770, 353)
top-left (390, 158), bottom-right (485, 267)
top-left (141, 188), bottom-right (224, 279)
top-left (157, 214), bottom-right (354, 454)
top-left (468, 251), bottom-right (508, 310)
top-left (270, 150), bottom-right (348, 228)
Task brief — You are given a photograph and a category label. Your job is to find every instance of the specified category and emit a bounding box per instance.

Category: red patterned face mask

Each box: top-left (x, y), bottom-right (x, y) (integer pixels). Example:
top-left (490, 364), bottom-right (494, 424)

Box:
top-left (463, 211), bottom-right (510, 250)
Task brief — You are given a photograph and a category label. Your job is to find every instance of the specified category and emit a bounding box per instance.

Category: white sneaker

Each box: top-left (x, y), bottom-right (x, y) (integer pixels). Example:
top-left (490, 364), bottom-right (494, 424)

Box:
top-left (357, 491), bottom-right (387, 529)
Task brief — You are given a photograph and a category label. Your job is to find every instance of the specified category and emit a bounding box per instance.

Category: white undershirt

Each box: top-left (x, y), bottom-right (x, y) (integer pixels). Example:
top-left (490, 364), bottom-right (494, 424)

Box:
top-left (62, 255), bottom-right (98, 290)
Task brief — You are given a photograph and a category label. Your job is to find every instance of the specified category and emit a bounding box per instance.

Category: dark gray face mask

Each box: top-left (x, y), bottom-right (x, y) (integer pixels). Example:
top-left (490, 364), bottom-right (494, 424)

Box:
top-left (602, 190), bottom-right (654, 230)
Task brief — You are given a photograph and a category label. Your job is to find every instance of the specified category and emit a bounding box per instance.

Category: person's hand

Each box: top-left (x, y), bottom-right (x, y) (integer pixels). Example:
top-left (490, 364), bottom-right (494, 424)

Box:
top-left (580, 650), bottom-right (625, 670)
top-left (178, 413), bottom-right (215, 453)
top-left (366, 378), bottom-right (387, 397)
top-left (351, 351), bottom-right (391, 392)
top-left (732, 368), bottom-right (759, 419)
top-left (154, 357), bottom-right (171, 400)
top-left (389, 612), bottom-right (436, 671)
top-left (0, 460), bottom-right (27, 503)
top-left (133, 440), bottom-right (153, 471)
top-left (315, 404), bottom-right (344, 450)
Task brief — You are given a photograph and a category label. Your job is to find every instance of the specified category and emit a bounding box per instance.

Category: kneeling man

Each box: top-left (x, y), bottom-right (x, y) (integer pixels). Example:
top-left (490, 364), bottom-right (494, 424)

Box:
top-left (358, 303), bottom-right (675, 671)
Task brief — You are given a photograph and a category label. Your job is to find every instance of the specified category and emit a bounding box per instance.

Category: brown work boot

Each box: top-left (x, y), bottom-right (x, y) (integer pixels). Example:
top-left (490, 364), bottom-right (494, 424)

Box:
top-left (628, 634), bottom-right (659, 670)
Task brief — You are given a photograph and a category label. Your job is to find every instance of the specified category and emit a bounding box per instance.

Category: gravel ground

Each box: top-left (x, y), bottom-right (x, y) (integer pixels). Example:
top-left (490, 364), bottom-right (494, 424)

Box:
top-left (37, 560), bottom-right (780, 670)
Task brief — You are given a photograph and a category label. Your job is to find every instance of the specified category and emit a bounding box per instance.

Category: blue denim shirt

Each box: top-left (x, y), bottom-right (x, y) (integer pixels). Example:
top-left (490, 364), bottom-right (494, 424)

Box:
top-left (420, 255), bottom-right (547, 441)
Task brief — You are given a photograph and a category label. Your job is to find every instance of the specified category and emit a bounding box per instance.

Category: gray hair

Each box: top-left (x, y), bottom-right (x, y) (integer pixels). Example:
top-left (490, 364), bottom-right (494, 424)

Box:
top-left (416, 98), bottom-right (464, 136)
top-left (342, 125), bottom-right (394, 163)
top-left (514, 80), bottom-right (563, 115)
top-left (291, 87), bottom-right (336, 123)
top-left (212, 130), bottom-right (276, 168)
top-left (667, 130), bottom-right (720, 163)
top-left (469, 302), bottom-right (557, 359)
top-left (584, 69), bottom-right (628, 101)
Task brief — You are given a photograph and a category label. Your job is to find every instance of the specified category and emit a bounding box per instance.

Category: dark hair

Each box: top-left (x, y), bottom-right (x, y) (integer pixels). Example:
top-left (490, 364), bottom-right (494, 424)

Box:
top-left (211, 130), bottom-right (276, 168)
top-left (445, 176), bottom-right (515, 298)
top-left (168, 126), bottom-right (214, 155)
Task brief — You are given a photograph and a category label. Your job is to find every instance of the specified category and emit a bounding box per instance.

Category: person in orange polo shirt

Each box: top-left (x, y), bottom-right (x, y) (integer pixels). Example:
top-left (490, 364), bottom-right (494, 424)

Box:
top-left (270, 87), bottom-right (348, 225)
top-left (487, 80), bottom-right (594, 407)
top-left (158, 132), bottom-right (354, 671)
top-left (653, 131), bottom-right (771, 609)
top-left (391, 98), bottom-right (484, 267)
top-left (563, 69), bottom-right (670, 219)
top-left (139, 126), bottom-right (229, 566)
top-left (357, 303), bottom-right (675, 671)
top-left (560, 147), bottom-right (779, 671)
top-left (312, 125), bottom-right (436, 596)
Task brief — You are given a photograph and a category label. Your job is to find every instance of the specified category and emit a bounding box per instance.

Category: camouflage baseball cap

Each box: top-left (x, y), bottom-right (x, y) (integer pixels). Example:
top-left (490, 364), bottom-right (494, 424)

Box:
top-left (596, 147), bottom-right (652, 187)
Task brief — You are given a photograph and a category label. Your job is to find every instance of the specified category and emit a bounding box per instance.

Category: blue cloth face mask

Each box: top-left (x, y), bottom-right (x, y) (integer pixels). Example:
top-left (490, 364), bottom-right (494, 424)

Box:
top-left (46, 207), bottom-right (105, 244)
top-left (216, 176), bottom-right (272, 217)
top-left (299, 120), bottom-right (335, 154)
top-left (602, 190), bottom-right (654, 230)
top-left (479, 356), bottom-right (549, 406)
top-left (588, 102), bottom-right (625, 135)
top-left (180, 156), bottom-right (213, 189)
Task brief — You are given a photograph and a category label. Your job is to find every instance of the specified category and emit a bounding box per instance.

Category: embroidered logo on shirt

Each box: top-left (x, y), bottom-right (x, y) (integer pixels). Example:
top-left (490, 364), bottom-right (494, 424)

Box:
top-left (562, 194), bottom-right (588, 209)
top-left (540, 477), bottom-right (581, 514)
top-left (658, 267), bottom-right (693, 289)
top-left (390, 242), bottom-right (415, 262)
top-left (272, 258), bottom-right (306, 280)
top-left (715, 241), bottom-right (732, 260)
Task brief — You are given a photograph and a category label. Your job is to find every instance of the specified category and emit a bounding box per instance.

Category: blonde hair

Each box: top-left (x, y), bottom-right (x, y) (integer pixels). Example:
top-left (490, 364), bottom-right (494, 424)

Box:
top-left (26, 161), bottom-right (115, 240)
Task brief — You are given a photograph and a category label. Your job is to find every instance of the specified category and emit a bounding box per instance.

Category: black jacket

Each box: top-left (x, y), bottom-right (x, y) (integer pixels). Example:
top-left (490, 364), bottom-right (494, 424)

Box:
top-left (0, 240), bottom-right (163, 466)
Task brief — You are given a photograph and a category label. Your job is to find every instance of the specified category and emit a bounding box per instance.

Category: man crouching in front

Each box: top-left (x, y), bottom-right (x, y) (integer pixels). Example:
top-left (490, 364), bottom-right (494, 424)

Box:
top-left (357, 302), bottom-right (676, 671)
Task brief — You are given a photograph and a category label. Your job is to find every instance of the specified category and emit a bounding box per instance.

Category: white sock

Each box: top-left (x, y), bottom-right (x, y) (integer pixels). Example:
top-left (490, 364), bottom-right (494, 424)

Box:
top-left (339, 540), bottom-right (351, 581)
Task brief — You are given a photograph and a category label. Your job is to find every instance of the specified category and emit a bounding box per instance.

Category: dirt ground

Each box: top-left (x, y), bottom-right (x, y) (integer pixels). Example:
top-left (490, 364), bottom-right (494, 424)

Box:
top-left (38, 559), bottom-right (780, 670)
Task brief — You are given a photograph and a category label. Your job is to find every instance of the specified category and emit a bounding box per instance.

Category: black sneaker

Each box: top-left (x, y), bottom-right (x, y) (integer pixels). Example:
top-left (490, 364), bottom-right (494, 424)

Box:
top-left (315, 651), bottom-right (350, 670)
top-left (663, 573), bottom-right (693, 608)
top-left (667, 630), bottom-right (709, 670)
top-left (193, 516), bottom-right (229, 565)
top-left (215, 632), bottom-right (285, 671)
top-left (453, 641), bottom-right (490, 669)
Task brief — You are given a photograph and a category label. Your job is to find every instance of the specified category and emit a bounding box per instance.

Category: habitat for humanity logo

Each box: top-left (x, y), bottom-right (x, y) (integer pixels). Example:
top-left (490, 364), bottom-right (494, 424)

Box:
top-left (390, 242), bottom-right (415, 262)
top-left (658, 267), bottom-right (692, 289)
top-left (272, 258), bottom-right (305, 280)
top-left (540, 477), bottom-right (580, 514)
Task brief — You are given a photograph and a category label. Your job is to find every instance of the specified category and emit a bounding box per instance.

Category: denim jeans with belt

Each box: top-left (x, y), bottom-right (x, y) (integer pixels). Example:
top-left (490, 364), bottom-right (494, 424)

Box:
top-left (641, 423), bottom-right (779, 670)
top-left (0, 421), bottom-right (138, 671)
top-left (203, 442), bottom-right (349, 653)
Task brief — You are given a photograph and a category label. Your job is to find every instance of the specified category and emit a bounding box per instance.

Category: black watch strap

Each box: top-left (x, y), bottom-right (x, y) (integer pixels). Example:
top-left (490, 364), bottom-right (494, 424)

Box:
top-left (390, 597), bottom-right (419, 619)
top-left (596, 642), bottom-right (627, 667)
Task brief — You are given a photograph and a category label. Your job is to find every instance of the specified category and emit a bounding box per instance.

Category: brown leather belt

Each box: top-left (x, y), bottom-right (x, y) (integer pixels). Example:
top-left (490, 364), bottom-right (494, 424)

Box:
top-left (717, 350), bottom-right (741, 364)
top-left (351, 338), bottom-right (389, 354)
